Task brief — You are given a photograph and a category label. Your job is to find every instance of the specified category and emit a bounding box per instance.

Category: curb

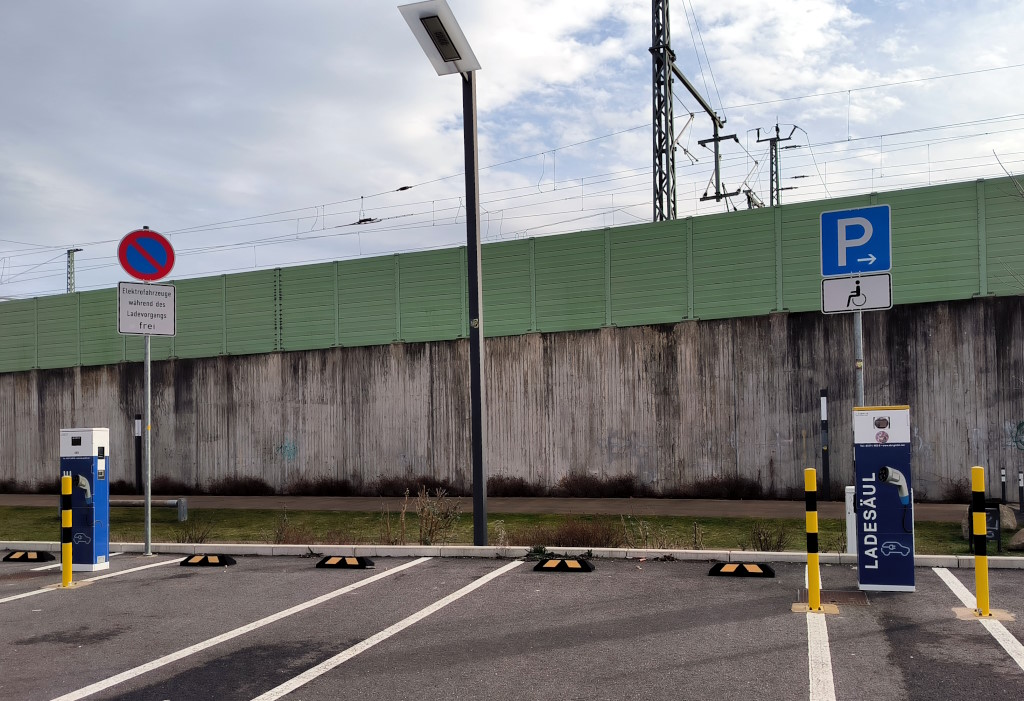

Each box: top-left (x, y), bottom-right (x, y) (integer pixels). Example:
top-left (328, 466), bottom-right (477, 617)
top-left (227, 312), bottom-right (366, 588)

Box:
top-left (4, 541), bottom-right (1024, 568)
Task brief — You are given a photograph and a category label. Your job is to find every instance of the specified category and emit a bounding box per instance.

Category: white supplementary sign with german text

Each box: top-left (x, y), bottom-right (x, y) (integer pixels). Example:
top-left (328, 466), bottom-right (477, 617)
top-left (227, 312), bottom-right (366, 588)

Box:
top-left (117, 282), bottom-right (176, 336)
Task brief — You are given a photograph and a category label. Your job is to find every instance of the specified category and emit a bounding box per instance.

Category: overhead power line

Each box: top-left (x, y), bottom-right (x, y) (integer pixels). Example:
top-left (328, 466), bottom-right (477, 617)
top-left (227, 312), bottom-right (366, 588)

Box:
top-left (725, 63), bottom-right (1024, 111)
top-left (3, 59), bottom-right (1024, 294)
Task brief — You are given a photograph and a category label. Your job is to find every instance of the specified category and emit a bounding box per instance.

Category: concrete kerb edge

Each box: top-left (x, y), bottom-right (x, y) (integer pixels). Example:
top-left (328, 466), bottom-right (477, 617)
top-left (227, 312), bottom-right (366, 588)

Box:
top-left (733, 550), bottom-right (807, 563)
top-left (915, 554), bottom-right (960, 568)
top-left (4, 541), bottom-right (1024, 567)
top-left (3, 541), bottom-right (60, 552)
top-left (957, 554), bottom-right (1024, 569)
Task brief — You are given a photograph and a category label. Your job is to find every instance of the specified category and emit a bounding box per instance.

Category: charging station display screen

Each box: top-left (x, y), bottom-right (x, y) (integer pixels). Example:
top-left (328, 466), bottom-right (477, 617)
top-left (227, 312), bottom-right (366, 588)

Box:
top-left (853, 407), bottom-right (915, 592)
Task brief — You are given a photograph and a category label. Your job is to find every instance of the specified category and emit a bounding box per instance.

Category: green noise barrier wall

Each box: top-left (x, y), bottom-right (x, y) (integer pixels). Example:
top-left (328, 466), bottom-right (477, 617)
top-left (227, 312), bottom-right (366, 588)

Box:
top-left (1, 177), bottom-right (1021, 373)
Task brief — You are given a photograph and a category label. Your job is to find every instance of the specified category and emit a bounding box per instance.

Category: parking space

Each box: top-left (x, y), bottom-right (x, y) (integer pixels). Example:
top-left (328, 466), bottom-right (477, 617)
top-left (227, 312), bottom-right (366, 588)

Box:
top-left (824, 564), bottom-right (1024, 700)
top-left (290, 559), bottom-right (809, 701)
top-left (0, 555), bottom-right (1021, 700)
top-left (0, 552), bottom-right (169, 602)
top-left (951, 566), bottom-right (1024, 643)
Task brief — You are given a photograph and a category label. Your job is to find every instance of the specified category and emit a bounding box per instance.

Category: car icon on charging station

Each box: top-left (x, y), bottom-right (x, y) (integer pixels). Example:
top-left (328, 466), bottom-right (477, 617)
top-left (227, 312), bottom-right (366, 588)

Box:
top-left (880, 541), bottom-right (910, 557)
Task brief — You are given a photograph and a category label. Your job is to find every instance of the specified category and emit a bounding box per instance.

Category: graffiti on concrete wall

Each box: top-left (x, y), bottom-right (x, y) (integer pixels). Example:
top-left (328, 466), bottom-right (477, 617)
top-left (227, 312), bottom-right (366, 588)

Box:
top-left (1008, 421), bottom-right (1024, 451)
top-left (275, 440), bottom-right (298, 461)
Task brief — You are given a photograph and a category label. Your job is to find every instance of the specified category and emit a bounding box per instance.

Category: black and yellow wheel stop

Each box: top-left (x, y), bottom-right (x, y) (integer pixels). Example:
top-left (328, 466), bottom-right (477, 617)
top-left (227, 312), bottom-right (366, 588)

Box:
top-left (316, 556), bottom-right (375, 569)
top-left (180, 554), bottom-right (237, 567)
top-left (533, 558), bottom-right (595, 572)
top-left (3, 550), bottom-right (56, 563)
top-left (708, 562), bottom-right (775, 578)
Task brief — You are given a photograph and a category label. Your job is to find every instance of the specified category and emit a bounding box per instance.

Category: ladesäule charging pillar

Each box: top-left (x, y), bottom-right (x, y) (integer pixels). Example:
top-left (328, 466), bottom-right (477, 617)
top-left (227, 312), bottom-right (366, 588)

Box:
top-left (853, 406), bottom-right (914, 592)
top-left (59, 428), bottom-right (110, 571)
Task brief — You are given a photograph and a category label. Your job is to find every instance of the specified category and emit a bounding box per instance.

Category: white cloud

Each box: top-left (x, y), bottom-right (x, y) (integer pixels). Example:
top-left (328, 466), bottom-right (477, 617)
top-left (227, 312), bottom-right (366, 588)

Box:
top-left (0, 0), bottom-right (1021, 297)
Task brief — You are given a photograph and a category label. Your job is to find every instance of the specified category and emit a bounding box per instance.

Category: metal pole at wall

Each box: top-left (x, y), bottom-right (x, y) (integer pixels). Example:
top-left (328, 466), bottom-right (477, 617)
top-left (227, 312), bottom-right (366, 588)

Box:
top-left (1019, 470), bottom-right (1023, 512)
top-left (820, 390), bottom-right (830, 501)
top-left (135, 414), bottom-right (143, 496)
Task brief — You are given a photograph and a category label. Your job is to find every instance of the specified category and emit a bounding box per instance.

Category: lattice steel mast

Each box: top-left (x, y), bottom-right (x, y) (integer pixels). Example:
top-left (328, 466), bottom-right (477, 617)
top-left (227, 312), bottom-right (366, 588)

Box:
top-left (66, 248), bottom-right (82, 293)
top-left (651, 0), bottom-right (676, 222)
top-left (757, 124), bottom-right (797, 206)
top-left (651, 0), bottom-right (732, 221)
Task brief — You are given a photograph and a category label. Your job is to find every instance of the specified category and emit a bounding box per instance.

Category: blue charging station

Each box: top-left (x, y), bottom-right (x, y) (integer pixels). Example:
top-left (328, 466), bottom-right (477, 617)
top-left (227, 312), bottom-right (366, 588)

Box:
top-left (60, 428), bottom-right (110, 571)
top-left (854, 407), bottom-right (914, 591)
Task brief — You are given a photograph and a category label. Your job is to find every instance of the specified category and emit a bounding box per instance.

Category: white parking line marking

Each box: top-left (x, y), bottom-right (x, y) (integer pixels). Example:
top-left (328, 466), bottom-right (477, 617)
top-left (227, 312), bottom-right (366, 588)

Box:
top-left (0, 557), bottom-right (178, 604)
top-left (806, 612), bottom-right (837, 701)
top-left (49, 557), bottom-right (432, 701)
top-left (250, 559), bottom-right (525, 701)
top-left (937, 568), bottom-right (1024, 671)
top-left (29, 563), bottom-right (62, 572)
top-left (979, 618), bottom-right (1024, 671)
top-left (79, 558), bottom-right (179, 583)
top-left (932, 566), bottom-right (976, 608)
top-left (0, 591), bottom-right (43, 604)
top-left (933, 567), bottom-right (1024, 671)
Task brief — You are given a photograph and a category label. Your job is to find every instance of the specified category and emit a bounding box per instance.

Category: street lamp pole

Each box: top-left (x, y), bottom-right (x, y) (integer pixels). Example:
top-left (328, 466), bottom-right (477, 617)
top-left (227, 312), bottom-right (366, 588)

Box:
top-left (400, 0), bottom-right (487, 545)
top-left (461, 69), bottom-right (488, 546)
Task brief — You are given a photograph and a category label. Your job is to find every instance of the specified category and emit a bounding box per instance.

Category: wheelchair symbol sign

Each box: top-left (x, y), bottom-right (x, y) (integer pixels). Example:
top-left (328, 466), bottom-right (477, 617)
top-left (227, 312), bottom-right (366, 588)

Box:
top-left (821, 273), bottom-right (892, 314)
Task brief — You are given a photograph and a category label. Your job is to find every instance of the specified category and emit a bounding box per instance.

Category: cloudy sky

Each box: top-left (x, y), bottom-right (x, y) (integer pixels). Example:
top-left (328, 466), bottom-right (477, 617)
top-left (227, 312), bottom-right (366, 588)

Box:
top-left (0, 0), bottom-right (1020, 299)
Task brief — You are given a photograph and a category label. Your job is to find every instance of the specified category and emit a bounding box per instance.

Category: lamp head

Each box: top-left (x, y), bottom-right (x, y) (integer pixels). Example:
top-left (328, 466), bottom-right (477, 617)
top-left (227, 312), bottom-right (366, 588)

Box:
top-left (399, 0), bottom-right (481, 76)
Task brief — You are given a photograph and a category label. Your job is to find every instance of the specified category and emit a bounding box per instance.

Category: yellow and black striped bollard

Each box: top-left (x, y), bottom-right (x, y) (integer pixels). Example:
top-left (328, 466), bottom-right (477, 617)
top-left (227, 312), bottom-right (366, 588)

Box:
top-left (61, 471), bottom-right (73, 588)
top-left (805, 467), bottom-right (821, 612)
top-left (971, 466), bottom-right (990, 617)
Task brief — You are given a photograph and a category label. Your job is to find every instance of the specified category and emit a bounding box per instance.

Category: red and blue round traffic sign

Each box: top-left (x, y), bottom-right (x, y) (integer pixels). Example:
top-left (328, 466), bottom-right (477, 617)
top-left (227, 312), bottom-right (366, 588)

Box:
top-left (118, 228), bottom-right (175, 281)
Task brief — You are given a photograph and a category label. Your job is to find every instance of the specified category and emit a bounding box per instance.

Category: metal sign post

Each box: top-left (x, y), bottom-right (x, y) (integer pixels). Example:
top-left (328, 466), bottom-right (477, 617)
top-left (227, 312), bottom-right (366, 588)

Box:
top-left (820, 205), bottom-right (893, 433)
top-left (144, 336), bottom-right (151, 553)
top-left (117, 228), bottom-right (175, 556)
top-left (854, 312), bottom-right (864, 407)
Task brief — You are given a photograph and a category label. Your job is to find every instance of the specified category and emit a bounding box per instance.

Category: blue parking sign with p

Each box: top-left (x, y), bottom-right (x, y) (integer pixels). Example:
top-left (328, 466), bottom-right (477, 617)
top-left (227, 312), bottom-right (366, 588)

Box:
top-left (821, 204), bottom-right (891, 277)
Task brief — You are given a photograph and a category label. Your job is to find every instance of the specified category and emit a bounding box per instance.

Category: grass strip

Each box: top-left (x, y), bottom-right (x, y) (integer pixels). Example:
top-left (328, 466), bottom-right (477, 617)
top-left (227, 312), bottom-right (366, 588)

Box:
top-left (0, 506), bottom-right (1008, 556)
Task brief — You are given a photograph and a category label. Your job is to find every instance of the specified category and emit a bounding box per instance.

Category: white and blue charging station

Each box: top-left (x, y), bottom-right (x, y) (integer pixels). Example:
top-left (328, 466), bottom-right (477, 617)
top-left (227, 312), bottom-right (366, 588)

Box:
top-left (60, 428), bottom-right (110, 571)
top-left (853, 407), bottom-right (914, 592)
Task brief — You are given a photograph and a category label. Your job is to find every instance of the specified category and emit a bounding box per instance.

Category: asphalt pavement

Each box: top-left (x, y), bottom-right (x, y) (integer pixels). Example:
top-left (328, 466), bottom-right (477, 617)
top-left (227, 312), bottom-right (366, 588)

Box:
top-left (1, 553), bottom-right (1022, 700)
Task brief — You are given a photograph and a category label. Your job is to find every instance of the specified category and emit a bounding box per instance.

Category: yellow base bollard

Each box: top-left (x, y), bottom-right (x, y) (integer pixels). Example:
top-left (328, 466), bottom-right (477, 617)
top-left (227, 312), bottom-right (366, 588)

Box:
top-left (805, 468), bottom-right (821, 612)
top-left (61, 473), bottom-right (72, 588)
top-left (971, 466), bottom-right (990, 617)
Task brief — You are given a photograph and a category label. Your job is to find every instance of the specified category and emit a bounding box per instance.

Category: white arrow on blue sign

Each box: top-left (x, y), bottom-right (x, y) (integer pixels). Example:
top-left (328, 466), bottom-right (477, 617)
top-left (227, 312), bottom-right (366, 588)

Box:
top-left (820, 204), bottom-right (891, 277)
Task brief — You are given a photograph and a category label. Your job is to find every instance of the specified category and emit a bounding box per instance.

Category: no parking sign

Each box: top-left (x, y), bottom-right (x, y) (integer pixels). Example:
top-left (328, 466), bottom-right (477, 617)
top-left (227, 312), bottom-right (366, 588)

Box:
top-left (118, 228), bottom-right (175, 281)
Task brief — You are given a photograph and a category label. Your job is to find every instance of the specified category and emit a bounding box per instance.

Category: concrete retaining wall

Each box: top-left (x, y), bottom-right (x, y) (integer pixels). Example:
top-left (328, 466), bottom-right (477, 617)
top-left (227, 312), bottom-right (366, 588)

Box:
top-left (2, 296), bottom-right (1022, 498)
